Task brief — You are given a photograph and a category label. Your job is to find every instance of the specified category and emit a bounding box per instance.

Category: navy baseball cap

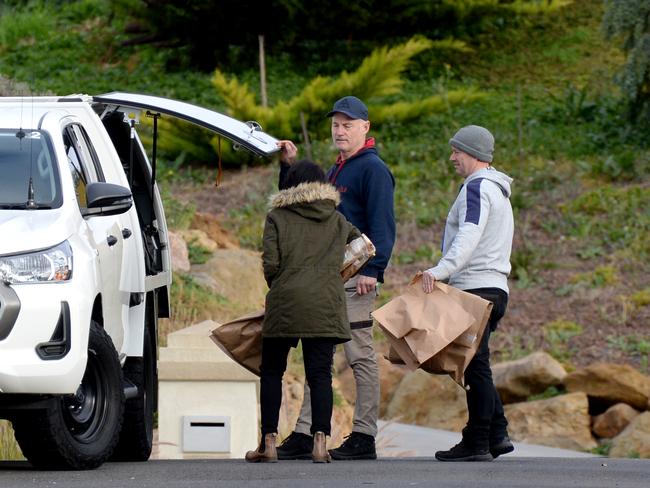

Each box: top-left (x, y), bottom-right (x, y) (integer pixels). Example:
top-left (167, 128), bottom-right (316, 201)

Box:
top-left (326, 96), bottom-right (369, 120)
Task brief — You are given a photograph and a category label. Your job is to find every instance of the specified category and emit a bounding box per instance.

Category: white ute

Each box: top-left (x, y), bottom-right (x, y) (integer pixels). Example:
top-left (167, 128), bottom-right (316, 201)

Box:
top-left (0, 93), bottom-right (278, 469)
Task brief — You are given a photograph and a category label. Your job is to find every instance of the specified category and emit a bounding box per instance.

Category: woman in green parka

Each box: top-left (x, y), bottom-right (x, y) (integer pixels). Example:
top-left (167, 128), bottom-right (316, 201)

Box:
top-left (245, 160), bottom-right (360, 464)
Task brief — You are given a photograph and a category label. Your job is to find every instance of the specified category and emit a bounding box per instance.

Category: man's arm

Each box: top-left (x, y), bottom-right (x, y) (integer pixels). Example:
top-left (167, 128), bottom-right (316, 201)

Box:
top-left (358, 163), bottom-right (396, 294)
top-left (426, 180), bottom-right (491, 283)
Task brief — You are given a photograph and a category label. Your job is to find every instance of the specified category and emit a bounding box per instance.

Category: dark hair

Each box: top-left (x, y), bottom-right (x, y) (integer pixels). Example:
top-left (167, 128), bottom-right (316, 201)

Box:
top-left (280, 159), bottom-right (327, 190)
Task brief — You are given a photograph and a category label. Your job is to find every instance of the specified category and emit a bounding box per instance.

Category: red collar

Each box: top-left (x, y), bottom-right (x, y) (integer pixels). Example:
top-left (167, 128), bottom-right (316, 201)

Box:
top-left (335, 137), bottom-right (376, 166)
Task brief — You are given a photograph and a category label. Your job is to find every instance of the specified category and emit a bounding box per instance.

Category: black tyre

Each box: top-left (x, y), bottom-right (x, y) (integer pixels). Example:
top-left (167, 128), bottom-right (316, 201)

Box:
top-left (111, 293), bottom-right (157, 461)
top-left (13, 321), bottom-right (124, 470)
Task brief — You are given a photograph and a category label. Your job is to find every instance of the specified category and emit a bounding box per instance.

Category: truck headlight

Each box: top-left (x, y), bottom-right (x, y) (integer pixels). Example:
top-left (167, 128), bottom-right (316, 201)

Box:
top-left (0, 241), bottom-right (73, 284)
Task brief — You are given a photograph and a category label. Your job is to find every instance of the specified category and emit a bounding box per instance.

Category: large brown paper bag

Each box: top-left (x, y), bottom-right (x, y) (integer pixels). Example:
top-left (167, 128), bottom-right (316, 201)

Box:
top-left (418, 284), bottom-right (492, 386)
top-left (210, 310), bottom-right (264, 376)
top-left (373, 274), bottom-right (492, 387)
top-left (372, 277), bottom-right (476, 367)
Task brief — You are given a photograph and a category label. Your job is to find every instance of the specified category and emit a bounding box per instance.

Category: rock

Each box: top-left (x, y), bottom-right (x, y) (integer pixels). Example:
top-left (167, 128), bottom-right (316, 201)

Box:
top-left (385, 370), bottom-right (467, 431)
top-left (609, 411), bottom-right (650, 459)
top-left (505, 392), bottom-right (597, 451)
top-left (168, 231), bottom-right (190, 273)
top-left (190, 249), bottom-right (267, 309)
top-left (178, 229), bottom-right (219, 252)
top-left (592, 403), bottom-right (640, 439)
top-left (493, 351), bottom-right (567, 403)
top-left (190, 212), bottom-right (239, 249)
top-left (564, 363), bottom-right (650, 411)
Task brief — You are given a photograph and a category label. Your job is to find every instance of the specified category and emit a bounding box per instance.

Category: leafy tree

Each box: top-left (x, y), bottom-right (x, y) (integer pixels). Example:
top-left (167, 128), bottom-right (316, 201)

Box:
top-left (152, 37), bottom-right (484, 165)
top-left (603, 0), bottom-right (650, 123)
top-left (109, 0), bottom-right (573, 71)
top-left (211, 37), bottom-right (483, 139)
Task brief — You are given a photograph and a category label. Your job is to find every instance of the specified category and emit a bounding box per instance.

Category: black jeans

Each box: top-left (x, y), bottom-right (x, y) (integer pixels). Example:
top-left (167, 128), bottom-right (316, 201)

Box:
top-left (462, 288), bottom-right (509, 449)
top-left (260, 337), bottom-right (336, 436)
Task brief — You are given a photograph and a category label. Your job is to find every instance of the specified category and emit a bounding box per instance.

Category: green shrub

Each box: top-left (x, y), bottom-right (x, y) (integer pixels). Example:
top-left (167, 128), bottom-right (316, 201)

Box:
top-left (569, 265), bottom-right (619, 288)
top-left (561, 185), bottom-right (650, 265)
top-left (543, 319), bottom-right (583, 363)
top-left (187, 240), bottom-right (213, 265)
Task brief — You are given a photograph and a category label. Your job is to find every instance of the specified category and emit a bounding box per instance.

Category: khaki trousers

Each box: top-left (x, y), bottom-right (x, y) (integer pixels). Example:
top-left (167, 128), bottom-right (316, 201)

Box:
top-left (294, 276), bottom-right (379, 437)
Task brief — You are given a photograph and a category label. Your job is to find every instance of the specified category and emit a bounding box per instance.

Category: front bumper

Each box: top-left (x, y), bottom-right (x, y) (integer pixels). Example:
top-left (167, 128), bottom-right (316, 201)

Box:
top-left (0, 279), bottom-right (93, 394)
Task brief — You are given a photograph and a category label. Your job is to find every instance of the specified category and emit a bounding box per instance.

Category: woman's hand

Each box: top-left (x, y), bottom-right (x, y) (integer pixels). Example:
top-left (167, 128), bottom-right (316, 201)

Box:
top-left (422, 270), bottom-right (436, 294)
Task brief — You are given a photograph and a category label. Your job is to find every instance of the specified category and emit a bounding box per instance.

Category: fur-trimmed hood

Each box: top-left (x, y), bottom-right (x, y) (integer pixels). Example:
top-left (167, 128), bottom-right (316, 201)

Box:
top-left (268, 182), bottom-right (340, 222)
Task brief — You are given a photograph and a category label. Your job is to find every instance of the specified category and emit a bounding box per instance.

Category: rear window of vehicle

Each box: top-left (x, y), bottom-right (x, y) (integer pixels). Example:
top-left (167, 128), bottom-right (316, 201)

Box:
top-left (0, 129), bottom-right (62, 209)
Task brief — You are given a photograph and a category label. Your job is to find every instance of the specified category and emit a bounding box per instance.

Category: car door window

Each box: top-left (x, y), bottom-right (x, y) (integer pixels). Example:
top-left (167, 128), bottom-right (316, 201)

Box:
top-left (63, 126), bottom-right (93, 210)
top-left (71, 124), bottom-right (105, 182)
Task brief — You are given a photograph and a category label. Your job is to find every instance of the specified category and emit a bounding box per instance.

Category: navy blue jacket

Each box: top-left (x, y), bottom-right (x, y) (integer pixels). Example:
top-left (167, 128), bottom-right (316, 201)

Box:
top-left (281, 146), bottom-right (395, 282)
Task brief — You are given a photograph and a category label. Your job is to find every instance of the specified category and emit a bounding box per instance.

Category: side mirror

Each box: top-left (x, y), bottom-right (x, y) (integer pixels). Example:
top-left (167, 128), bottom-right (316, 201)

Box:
top-left (82, 182), bottom-right (133, 217)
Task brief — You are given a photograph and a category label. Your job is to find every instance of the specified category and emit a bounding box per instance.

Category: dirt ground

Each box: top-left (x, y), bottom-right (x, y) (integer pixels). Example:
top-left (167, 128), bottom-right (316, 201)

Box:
top-left (171, 165), bottom-right (650, 372)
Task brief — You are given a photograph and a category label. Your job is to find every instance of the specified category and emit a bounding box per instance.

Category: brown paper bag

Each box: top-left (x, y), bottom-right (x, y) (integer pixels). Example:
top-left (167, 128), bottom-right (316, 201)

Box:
top-left (418, 284), bottom-right (492, 386)
top-left (372, 274), bottom-right (492, 387)
top-left (341, 234), bottom-right (376, 282)
top-left (210, 310), bottom-right (264, 376)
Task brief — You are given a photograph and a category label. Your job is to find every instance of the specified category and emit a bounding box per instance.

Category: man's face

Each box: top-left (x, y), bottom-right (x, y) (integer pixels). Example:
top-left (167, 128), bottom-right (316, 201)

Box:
top-left (331, 113), bottom-right (370, 157)
top-left (450, 147), bottom-right (482, 177)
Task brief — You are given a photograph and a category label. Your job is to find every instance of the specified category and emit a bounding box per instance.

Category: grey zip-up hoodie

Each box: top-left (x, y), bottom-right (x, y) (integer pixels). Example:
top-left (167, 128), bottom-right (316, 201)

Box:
top-left (426, 167), bottom-right (514, 293)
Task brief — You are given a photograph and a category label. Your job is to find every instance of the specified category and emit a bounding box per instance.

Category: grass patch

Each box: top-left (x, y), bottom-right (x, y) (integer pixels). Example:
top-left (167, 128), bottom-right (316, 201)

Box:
top-left (527, 385), bottom-right (564, 402)
top-left (187, 239), bottom-right (213, 265)
top-left (543, 319), bottom-right (583, 365)
top-left (560, 185), bottom-right (650, 267)
top-left (570, 265), bottom-right (619, 288)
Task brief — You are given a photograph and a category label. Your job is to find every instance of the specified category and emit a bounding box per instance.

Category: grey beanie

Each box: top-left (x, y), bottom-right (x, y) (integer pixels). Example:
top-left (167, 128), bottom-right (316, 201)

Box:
top-left (449, 125), bottom-right (494, 163)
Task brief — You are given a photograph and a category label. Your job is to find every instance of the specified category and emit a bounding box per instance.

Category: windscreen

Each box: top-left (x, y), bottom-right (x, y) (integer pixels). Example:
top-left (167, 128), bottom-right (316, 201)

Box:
top-left (0, 129), bottom-right (62, 209)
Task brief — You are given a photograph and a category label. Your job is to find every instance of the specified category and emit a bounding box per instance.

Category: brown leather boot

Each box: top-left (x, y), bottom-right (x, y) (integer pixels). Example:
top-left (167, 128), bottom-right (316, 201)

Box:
top-left (312, 431), bottom-right (331, 463)
top-left (245, 433), bottom-right (278, 463)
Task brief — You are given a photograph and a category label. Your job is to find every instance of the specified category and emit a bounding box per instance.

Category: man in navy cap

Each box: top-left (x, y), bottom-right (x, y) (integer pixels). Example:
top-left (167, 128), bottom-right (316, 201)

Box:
top-left (276, 96), bottom-right (395, 460)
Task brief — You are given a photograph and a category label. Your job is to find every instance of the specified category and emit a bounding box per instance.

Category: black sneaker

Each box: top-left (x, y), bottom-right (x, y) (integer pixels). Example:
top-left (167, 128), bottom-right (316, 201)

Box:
top-left (490, 436), bottom-right (514, 459)
top-left (276, 432), bottom-right (313, 460)
top-left (435, 440), bottom-right (493, 462)
top-left (329, 432), bottom-right (377, 460)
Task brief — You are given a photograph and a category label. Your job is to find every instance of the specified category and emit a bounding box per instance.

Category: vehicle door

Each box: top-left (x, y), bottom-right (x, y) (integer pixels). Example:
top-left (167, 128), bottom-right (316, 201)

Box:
top-left (92, 92), bottom-right (280, 157)
top-left (63, 123), bottom-right (127, 351)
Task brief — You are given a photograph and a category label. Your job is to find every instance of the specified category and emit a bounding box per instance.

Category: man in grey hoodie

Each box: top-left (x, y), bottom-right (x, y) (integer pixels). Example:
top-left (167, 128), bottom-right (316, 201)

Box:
top-left (422, 125), bottom-right (514, 462)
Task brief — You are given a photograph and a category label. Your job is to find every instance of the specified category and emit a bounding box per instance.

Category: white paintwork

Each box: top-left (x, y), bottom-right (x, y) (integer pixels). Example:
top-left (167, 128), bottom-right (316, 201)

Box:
top-left (93, 91), bottom-right (280, 156)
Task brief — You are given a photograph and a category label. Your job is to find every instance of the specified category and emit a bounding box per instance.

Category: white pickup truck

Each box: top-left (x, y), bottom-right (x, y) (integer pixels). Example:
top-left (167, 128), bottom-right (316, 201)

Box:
top-left (0, 92), bottom-right (278, 469)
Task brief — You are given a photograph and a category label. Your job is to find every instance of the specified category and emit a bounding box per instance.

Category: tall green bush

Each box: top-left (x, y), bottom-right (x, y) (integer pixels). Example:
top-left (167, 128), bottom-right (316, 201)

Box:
top-left (211, 37), bottom-right (484, 140)
top-left (603, 0), bottom-right (650, 123)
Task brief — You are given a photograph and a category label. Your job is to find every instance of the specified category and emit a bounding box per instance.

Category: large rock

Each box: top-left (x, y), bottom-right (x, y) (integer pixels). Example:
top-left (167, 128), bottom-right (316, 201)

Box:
top-left (191, 212), bottom-right (239, 249)
top-left (592, 403), bottom-right (640, 439)
top-left (168, 231), bottom-right (190, 273)
top-left (564, 363), bottom-right (650, 411)
top-left (178, 229), bottom-right (219, 252)
top-left (609, 411), bottom-right (650, 459)
top-left (191, 249), bottom-right (267, 308)
top-left (505, 392), bottom-right (597, 451)
top-left (493, 351), bottom-right (567, 403)
top-left (385, 370), bottom-right (467, 431)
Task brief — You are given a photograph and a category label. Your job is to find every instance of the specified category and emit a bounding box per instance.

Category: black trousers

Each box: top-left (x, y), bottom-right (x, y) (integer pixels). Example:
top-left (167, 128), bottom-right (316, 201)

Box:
top-left (260, 337), bottom-right (336, 436)
top-left (462, 288), bottom-right (509, 449)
